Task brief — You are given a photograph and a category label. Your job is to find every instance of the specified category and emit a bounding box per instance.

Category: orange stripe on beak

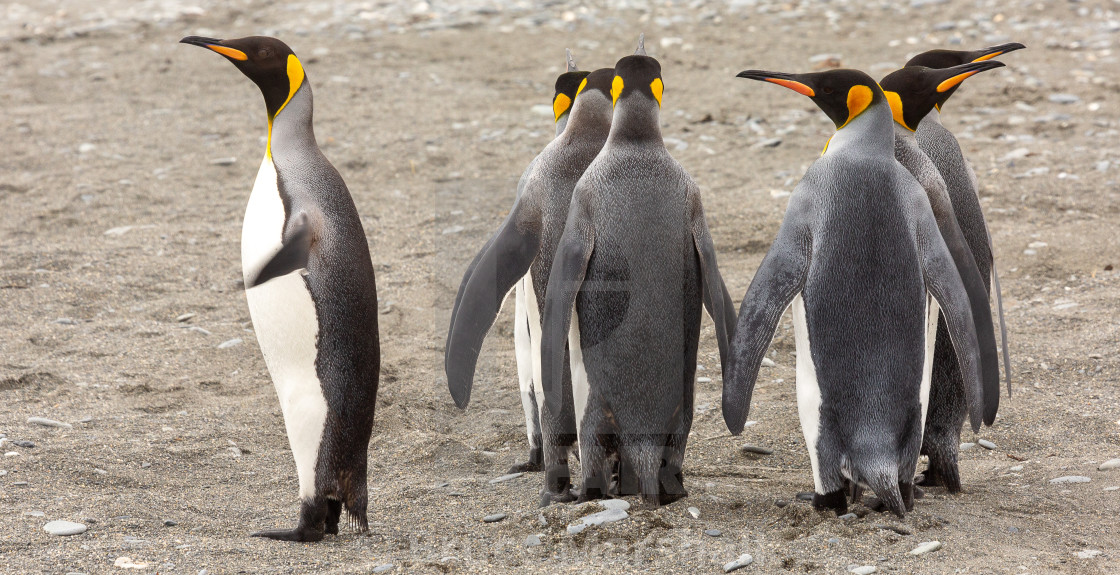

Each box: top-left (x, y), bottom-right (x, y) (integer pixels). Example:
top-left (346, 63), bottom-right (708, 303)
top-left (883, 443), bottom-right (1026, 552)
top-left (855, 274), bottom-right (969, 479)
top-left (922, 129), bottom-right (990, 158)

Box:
top-left (936, 71), bottom-right (978, 93)
top-left (207, 45), bottom-right (248, 61)
top-left (972, 51), bottom-right (1002, 62)
top-left (765, 78), bottom-right (815, 97)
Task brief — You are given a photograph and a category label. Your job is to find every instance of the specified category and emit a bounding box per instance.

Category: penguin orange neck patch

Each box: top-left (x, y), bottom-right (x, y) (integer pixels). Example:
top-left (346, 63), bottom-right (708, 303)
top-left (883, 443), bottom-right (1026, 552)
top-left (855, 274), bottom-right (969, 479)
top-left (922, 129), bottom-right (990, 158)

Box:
top-left (838, 85), bottom-right (873, 129)
top-left (650, 78), bottom-right (663, 107)
top-left (611, 76), bottom-right (624, 107)
top-left (882, 90), bottom-right (911, 131)
top-left (275, 54), bottom-right (305, 118)
top-left (553, 93), bottom-right (572, 122)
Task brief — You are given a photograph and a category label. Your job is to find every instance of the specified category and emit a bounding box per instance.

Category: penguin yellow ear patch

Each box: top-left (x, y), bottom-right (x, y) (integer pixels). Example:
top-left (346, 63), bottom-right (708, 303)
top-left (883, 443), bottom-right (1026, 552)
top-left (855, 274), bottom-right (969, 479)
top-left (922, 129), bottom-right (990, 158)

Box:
top-left (765, 78), bottom-right (815, 97)
top-left (553, 93), bottom-right (572, 122)
top-left (650, 78), bottom-right (663, 107)
top-left (883, 90), bottom-right (911, 130)
top-left (840, 84), bottom-right (873, 128)
top-left (575, 77), bottom-right (588, 97)
top-left (937, 71), bottom-right (978, 93)
top-left (611, 76), bottom-right (624, 106)
top-left (276, 54), bottom-right (305, 116)
top-left (206, 44), bottom-right (248, 61)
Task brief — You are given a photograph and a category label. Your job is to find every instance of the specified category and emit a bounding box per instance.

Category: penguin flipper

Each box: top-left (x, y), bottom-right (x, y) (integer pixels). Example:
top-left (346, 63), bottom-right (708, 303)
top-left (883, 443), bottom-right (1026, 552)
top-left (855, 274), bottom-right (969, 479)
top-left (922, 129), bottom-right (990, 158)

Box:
top-left (723, 194), bottom-right (812, 435)
top-left (540, 196), bottom-right (594, 421)
top-left (928, 194), bottom-right (1001, 420)
top-left (445, 199), bottom-right (542, 409)
top-left (687, 190), bottom-right (735, 374)
top-left (918, 219), bottom-right (986, 432)
top-left (247, 212), bottom-right (313, 288)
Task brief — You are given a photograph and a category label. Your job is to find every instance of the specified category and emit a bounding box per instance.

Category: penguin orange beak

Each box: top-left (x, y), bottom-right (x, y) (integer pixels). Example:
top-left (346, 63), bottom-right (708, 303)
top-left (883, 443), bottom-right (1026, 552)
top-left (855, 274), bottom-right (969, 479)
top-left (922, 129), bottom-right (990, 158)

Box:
top-left (933, 59), bottom-right (1006, 93)
top-left (736, 70), bottom-right (816, 97)
top-left (970, 42), bottom-right (1026, 63)
top-left (180, 36), bottom-right (248, 61)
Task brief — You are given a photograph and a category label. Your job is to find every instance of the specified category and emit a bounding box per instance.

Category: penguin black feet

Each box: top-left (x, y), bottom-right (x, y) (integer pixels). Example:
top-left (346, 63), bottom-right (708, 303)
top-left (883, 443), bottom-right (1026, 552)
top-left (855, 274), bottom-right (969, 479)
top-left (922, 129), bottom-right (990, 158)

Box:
top-left (539, 463), bottom-right (577, 507)
top-left (251, 498), bottom-right (328, 542)
top-left (863, 482), bottom-right (916, 517)
top-left (918, 458), bottom-right (962, 493)
top-left (811, 489), bottom-right (849, 515)
top-left (508, 447), bottom-right (544, 473)
top-left (324, 499), bottom-right (343, 535)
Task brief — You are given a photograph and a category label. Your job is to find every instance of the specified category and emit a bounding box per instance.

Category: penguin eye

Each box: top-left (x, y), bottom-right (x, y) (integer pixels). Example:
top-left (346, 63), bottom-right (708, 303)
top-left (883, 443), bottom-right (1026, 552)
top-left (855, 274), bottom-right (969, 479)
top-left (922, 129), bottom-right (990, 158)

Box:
top-left (259, 48), bottom-right (272, 59)
top-left (822, 86), bottom-right (835, 95)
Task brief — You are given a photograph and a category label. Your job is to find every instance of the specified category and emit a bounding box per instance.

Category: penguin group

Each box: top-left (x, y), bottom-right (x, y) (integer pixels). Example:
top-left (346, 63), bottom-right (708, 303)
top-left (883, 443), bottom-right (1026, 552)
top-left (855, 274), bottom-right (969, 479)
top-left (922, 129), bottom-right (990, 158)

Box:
top-left (179, 32), bottom-right (1023, 541)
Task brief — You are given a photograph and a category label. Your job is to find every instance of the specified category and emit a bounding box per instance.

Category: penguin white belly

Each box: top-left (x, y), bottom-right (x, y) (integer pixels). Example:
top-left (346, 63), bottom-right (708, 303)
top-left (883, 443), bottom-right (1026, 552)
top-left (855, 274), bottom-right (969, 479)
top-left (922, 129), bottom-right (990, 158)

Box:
top-left (567, 309), bottom-right (589, 439)
top-left (919, 294), bottom-right (939, 430)
top-left (792, 294), bottom-right (824, 494)
top-left (514, 277), bottom-right (538, 445)
top-left (242, 156), bottom-right (328, 500)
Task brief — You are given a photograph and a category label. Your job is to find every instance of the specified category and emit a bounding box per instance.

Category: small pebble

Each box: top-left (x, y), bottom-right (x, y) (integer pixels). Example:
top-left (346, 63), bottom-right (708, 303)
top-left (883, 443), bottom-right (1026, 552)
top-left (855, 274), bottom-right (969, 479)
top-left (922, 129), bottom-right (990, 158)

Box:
top-left (960, 442), bottom-right (975, 451)
top-left (482, 513), bottom-right (507, 523)
top-left (1049, 476), bottom-right (1091, 484)
top-left (567, 523), bottom-right (588, 535)
top-left (78, 417), bottom-right (93, 424)
top-left (796, 492), bottom-right (814, 501)
top-left (850, 567), bottom-right (877, 575)
top-left (1048, 93), bottom-right (1080, 104)
top-left (874, 523), bottom-right (912, 535)
top-left (141, 462), bottom-right (151, 469)
top-left (12, 481), bottom-right (28, 485)
top-left (723, 553), bottom-right (754, 572)
top-left (697, 376), bottom-right (712, 383)
top-left (372, 564), bottom-right (395, 573)
top-left (1009, 465), bottom-right (1023, 472)
top-left (687, 506), bottom-right (700, 519)
top-left (488, 472), bottom-right (524, 484)
top-left (760, 357), bottom-right (776, 367)
top-left (1098, 459), bottom-right (1120, 471)
top-left (828, 537), bottom-right (840, 544)
top-left (1076, 550), bottom-right (1102, 559)
top-left (909, 541), bottom-right (942, 555)
top-left (44, 521), bottom-right (88, 536)
top-left (600, 499), bottom-right (630, 511)
top-left (12, 440), bottom-right (36, 448)
top-left (23, 510), bottom-right (45, 517)
top-left (741, 445), bottom-right (773, 455)
top-left (209, 157), bottom-right (237, 166)
top-left (1104, 486), bottom-right (1120, 492)
top-left (217, 338), bottom-right (242, 349)
top-left (524, 534), bottom-right (542, 547)
top-left (838, 513), bottom-right (857, 521)
top-left (977, 439), bottom-right (996, 450)
top-left (705, 529), bottom-right (722, 537)
top-left (176, 313), bottom-right (196, 322)
top-left (752, 137), bottom-right (783, 148)
top-left (163, 519), bottom-right (178, 527)
top-left (5, 452), bottom-right (20, 458)
top-left (774, 500), bottom-right (789, 508)
top-left (1008, 526), bottom-right (1020, 533)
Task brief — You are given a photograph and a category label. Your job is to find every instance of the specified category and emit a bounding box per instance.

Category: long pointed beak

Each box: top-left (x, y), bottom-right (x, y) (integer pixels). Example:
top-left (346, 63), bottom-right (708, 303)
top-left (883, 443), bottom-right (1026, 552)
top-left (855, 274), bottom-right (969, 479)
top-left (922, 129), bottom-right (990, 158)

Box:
top-left (736, 70), bottom-right (815, 97)
top-left (934, 60), bottom-right (1006, 93)
top-left (971, 42), bottom-right (1026, 62)
top-left (180, 36), bottom-right (248, 61)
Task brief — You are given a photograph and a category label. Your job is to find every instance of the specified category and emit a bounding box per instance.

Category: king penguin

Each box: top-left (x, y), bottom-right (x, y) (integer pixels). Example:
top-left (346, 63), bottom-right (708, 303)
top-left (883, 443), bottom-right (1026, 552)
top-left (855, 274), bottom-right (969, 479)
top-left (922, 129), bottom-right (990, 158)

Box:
top-left (510, 52), bottom-right (590, 473)
top-left (539, 35), bottom-right (736, 507)
top-left (181, 36), bottom-right (380, 541)
top-left (445, 64), bottom-right (615, 488)
top-left (899, 43), bottom-right (1026, 490)
top-left (725, 67), bottom-right (991, 517)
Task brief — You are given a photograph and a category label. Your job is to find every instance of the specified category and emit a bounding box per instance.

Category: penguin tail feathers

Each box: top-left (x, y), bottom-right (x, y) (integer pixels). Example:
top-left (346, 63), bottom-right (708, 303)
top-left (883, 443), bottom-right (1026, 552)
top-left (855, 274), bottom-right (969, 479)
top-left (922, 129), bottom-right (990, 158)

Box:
top-left (863, 466), bottom-right (906, 519)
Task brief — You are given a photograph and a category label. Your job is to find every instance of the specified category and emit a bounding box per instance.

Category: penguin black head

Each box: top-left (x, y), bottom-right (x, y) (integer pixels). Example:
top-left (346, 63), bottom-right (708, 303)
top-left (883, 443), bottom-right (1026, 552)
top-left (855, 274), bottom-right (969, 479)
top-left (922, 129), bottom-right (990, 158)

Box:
top-left (577, 68), bottom-right (617, 100)
top-left (905, 42), bottom-right (1025, 108)
top-left (611, 35), bottom-right (663, 109)
top-left (554, 71), bottom-right (590, 122)
top-left (180, 35), bottom-right (307, 119)
top-left (736, 68), bottom-right (883, 130)
top-left (880, 60), bottom-right (1006, 131)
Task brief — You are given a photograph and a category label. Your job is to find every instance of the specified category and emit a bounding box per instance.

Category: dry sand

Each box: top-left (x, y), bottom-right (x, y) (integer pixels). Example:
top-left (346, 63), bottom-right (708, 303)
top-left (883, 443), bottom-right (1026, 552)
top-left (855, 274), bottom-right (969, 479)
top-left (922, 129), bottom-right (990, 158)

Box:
top-left (1, 0), bottom-right (1118, 573)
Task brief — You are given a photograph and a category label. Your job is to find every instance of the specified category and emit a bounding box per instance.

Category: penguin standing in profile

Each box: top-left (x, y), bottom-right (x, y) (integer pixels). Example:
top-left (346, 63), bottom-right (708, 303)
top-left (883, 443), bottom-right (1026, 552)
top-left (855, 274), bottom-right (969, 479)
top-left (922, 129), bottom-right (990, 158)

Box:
top-left (725, 68), bottom-right (994, 517)
top-left (181, 36), bottom-right (380, 541)
top-left (880, 60), bottom-right (1010, 492)
top-left (902, 42), bottom-right (1025, 490)
top-left (445, 65), bottom-right (616, 485)
top-left (540, 37), bottom-right (736, 507)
